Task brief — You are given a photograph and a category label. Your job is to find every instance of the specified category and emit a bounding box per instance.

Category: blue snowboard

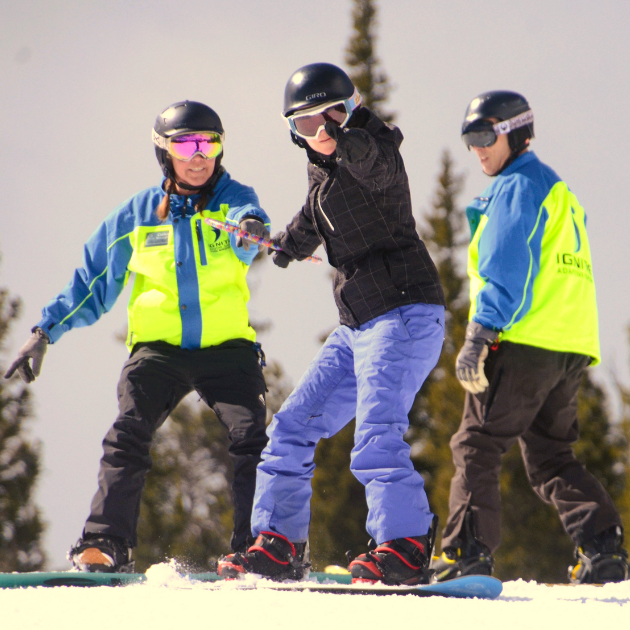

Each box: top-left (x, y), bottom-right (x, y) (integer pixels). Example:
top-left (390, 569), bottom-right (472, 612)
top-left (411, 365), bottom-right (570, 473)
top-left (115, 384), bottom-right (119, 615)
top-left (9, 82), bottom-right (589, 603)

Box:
top-left (256, 574), bottom-right (503, 599)
top-left (0, 570), bottom-right (501, 599)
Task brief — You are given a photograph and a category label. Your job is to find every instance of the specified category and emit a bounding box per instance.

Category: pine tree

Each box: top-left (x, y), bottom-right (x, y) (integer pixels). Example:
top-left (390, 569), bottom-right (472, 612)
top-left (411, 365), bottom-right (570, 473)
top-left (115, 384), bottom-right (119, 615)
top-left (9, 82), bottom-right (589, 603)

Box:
top-left (311, 423), bottom-right (367, 569)
top-left (345, 0), bottom-right (395, 123)
top-left (611, 327), bottom-right (630, 546)
top-left (135, 400), bottom-right (233, 572)
top-left (0, 278), bottom-right (46, 572)
top-left (249, 254), bottom-right (294, 424)
top-left (262, 360), bottom-right (293, 423)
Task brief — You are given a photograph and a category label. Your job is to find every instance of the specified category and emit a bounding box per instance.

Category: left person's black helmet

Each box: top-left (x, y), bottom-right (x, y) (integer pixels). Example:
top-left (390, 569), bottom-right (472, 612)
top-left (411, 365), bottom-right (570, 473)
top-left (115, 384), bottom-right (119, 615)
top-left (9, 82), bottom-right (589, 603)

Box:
top-left (152, 101), bottom-right (224, 179)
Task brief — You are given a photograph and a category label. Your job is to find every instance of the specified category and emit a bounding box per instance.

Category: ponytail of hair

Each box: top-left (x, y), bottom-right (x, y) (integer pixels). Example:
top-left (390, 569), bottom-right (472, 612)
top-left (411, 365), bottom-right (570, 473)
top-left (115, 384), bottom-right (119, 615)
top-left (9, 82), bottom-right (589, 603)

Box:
top-left (156, 178), bottom-right (177, 222)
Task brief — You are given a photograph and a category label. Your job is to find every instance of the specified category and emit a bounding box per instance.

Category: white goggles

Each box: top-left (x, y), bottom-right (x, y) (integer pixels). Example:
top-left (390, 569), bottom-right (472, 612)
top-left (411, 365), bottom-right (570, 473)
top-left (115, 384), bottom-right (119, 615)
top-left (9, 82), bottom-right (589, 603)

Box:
top-left (285, 89), bottom-right (362, 140)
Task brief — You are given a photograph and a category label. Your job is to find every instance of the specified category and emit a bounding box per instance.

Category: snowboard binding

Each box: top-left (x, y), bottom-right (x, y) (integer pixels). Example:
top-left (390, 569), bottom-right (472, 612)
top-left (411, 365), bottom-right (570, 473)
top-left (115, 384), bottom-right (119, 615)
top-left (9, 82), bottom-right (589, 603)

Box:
top-left (348, 516), bottom-right (438, 585)
top-left (569, 526), bottom-right (629, 584)
top-left (218, 531), bottom-right (310, 581)
top-left (432, 508), bottom-right (494, 582)
top-left (69, 535), bottom-right (135, 573)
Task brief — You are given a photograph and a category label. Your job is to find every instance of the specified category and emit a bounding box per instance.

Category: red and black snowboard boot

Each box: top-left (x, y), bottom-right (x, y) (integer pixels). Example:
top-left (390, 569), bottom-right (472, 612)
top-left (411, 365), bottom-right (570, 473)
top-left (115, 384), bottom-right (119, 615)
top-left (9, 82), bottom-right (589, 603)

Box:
top-left (69, 535), bottom-right (134, 573)
top-left (216, 537), bottom-right (253, 579)
top-left (217, 531), bottom-right (309, 581)
top-left (349, 534), bottom-right (434, 585)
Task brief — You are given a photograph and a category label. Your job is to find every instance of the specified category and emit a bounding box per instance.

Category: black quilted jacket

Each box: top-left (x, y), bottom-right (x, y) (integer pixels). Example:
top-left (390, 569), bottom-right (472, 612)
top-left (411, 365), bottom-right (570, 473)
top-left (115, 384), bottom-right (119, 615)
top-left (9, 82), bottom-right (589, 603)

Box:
top-left (277, 108), bottom-right (445, 327)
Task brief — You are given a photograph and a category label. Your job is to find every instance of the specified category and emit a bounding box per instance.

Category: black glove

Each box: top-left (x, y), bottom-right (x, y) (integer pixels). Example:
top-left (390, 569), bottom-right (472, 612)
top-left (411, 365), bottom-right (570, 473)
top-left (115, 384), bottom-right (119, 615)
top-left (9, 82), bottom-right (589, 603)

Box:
top-left (455, 322), bottom-right (498, 394)
top-left (325, 121), bottom-right (371, 164)
top-left (237, 217), bottom-right (270, 251)
top-left (4, 327), bottom-right (50, 384)
top-left (270, 250), bottom-right (293, 268)
top-left (265, 232), bottom-right (294, 268)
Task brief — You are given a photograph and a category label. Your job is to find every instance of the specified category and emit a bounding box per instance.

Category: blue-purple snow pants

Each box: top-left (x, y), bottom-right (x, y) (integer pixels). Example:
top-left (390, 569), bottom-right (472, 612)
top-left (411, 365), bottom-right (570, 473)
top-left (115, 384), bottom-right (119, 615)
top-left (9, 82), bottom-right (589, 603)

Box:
top-left (251, 303), bottom-right (445, 544)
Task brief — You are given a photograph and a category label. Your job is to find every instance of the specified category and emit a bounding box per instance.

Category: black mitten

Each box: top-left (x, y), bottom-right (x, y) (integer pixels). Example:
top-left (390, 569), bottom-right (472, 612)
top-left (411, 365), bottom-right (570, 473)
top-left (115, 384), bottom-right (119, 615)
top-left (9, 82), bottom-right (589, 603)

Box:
top-left (325, 121), bottom-right (371, 164)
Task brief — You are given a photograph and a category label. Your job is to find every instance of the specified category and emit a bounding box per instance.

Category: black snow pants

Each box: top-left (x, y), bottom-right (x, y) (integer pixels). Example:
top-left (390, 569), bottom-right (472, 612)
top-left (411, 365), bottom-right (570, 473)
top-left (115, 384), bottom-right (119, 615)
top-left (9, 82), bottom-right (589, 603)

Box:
top-left (83, 340), bottom-right (268, 552)
top-left (441, 341), bottom-right (622, 553)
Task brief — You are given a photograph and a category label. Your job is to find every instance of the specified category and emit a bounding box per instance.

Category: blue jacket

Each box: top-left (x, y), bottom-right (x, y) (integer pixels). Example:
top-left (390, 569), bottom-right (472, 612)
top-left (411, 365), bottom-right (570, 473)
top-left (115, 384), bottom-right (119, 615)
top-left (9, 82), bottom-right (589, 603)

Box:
top-left (466, 151), bottom-right (599, 361)
top-left (37, 171), bottom-right (270, 351)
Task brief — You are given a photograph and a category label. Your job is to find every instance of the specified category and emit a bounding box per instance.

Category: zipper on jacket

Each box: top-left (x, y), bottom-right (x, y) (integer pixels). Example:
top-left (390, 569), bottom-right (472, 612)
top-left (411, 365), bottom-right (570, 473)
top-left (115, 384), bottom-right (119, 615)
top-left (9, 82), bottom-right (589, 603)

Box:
top-left (317, 190), bottom-right (335, 231)
top-left (195, 220), bottom-right (208, 266)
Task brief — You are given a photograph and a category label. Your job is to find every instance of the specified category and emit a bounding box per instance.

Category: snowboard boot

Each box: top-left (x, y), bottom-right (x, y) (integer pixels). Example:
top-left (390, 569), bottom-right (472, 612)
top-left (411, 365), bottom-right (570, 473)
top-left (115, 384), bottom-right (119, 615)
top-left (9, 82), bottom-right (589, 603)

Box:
top-left (569, 525), bottom-right (629, 584)
top-left (69, 535), bottom-right (135, 573)
top-left (432, 543), bottom-right (494, 582)
top-left (349, 535), bottom-right (434, 585)
top-left (216, 537), bottom-right (253, 579)
top-left (349, 518), bottom-right (437, 585)
top-left (218, 531), bottom-right (309, 581)
top-left (432, 508), bottom-right (494, 582)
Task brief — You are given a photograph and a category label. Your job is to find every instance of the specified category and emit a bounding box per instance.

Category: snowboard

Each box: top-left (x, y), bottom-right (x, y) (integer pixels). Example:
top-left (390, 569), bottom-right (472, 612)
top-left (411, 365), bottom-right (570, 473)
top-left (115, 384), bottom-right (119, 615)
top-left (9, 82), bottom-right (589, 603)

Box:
top-left (0, 570), bottom-right (502, 598)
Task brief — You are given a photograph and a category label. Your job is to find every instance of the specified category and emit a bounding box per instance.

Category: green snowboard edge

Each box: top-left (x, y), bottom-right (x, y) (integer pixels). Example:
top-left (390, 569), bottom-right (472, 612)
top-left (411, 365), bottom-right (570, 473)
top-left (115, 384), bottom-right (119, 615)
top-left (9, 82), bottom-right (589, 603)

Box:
top-left (0, 570), bottom-right (352, 589)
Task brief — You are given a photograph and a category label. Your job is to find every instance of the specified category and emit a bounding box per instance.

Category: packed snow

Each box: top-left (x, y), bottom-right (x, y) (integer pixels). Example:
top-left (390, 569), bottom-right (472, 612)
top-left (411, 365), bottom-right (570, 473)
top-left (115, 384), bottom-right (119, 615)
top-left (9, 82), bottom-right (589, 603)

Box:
top-left (1, 562), bottom-right (629, 630)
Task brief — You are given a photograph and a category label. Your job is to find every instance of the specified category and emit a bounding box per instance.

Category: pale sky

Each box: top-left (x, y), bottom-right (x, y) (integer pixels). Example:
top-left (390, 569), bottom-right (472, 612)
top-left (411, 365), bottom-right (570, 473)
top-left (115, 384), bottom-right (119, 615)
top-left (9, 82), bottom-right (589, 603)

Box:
top-left (1, 0), bottom-right (629, 568)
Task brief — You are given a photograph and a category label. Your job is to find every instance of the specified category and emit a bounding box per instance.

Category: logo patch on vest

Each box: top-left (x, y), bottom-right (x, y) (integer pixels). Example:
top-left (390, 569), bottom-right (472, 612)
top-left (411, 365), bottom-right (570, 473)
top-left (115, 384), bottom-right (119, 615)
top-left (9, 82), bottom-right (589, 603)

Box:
top-left (206, 226), bottom-right (230, 252)
top-left (145, 231), bottom-right (169, 247)
top-left (556, 253), bottom-right (593, 283)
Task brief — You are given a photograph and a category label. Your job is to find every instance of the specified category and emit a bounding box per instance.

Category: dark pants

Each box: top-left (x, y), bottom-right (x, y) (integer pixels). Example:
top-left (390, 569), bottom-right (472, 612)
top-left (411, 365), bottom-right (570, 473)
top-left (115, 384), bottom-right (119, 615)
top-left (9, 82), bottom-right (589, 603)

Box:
top-left (441, 342), bottom-right (621, 553)
top-left (83, 340), bottom-right (268, 552)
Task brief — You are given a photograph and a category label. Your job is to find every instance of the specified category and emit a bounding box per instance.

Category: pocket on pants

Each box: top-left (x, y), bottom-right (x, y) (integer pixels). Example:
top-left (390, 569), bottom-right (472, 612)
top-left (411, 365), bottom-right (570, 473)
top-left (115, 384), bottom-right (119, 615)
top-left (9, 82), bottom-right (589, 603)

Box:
top-left (482, 366), bottom-right (503, 423)
top-left (398, 303), bottom-right (445, 340)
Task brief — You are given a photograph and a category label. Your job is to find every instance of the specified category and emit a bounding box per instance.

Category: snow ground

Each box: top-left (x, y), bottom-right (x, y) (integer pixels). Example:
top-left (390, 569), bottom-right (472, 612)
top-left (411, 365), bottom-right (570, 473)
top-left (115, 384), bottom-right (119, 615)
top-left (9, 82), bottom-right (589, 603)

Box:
top-left (2, 563), bottom-right (629, 630)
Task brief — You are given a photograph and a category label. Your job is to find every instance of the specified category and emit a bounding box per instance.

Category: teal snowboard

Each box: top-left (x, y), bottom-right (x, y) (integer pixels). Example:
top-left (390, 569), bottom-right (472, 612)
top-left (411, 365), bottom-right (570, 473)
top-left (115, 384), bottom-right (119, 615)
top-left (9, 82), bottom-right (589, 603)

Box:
top-left (0, 570), bottom-right (502, 598)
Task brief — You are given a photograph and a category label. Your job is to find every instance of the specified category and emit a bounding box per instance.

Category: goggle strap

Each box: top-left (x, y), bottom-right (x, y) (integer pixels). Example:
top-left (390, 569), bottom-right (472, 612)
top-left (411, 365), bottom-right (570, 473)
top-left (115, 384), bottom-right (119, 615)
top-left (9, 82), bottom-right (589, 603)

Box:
top-left (493, 110), bottom-right (534, 135)
top-left (152, 128), bottom-right (168, 150)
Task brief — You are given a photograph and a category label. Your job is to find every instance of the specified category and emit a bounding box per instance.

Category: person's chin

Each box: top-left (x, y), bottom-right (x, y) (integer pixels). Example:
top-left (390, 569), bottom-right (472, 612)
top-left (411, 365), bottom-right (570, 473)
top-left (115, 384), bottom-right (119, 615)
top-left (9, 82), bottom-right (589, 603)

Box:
top-left (186, 171), bottom-right (213, 186)
top-left (317, 144), bottom-right (336, 156)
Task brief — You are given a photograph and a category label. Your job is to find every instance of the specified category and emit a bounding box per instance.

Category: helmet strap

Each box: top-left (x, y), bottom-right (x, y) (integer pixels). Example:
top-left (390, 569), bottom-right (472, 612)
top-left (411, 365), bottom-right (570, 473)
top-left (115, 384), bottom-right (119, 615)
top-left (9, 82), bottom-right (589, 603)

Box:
top-left (176, 180), bottom-right (205, 191)
top-left (163, 164), bottom-right (225, 198)
top-left (290, 131), bottom-right (308, 149)
top-left (492, 136), bottom-right (529, 176)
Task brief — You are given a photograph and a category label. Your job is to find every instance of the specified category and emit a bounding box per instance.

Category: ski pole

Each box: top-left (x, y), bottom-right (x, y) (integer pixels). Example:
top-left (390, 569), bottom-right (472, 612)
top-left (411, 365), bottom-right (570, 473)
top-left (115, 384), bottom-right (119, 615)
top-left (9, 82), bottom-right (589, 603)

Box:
top-left (204, 218), bottom-right (323, 265)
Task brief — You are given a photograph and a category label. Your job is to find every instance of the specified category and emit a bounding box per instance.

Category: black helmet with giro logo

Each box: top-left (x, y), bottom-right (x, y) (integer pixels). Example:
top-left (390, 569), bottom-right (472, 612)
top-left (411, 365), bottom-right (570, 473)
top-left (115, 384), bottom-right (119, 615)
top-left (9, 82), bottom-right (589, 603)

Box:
top-left (283, 63), bottom-right (362, 149)
top-left (283, 63), bottom-right (357, 118)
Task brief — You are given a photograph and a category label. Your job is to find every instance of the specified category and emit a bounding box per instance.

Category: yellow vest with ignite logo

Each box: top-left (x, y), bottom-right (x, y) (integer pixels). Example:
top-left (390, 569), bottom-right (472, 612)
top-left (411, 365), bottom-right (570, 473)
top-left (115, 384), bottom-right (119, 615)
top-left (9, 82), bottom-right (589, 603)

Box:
top-left (468, 153), bottom-right (600, 364)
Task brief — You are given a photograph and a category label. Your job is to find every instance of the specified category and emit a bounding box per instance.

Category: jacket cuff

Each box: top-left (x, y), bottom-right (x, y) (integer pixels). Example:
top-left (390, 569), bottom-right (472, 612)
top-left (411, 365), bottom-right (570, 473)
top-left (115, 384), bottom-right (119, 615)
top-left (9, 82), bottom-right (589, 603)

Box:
top-left (466, 321), bottom-right (499, 344)
top-left (227, 205), bottom-right (271, 229)
top-left (35, 317), bottom-right (62, 344)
